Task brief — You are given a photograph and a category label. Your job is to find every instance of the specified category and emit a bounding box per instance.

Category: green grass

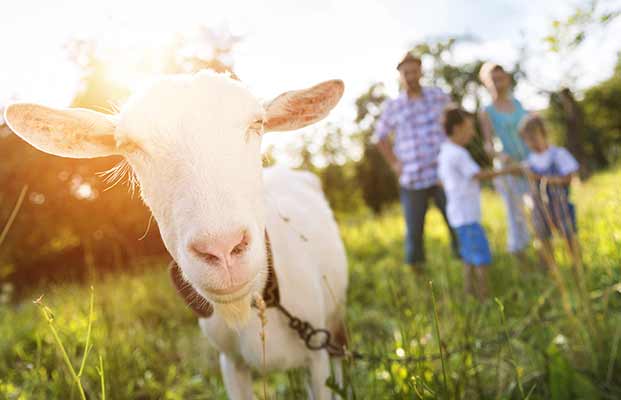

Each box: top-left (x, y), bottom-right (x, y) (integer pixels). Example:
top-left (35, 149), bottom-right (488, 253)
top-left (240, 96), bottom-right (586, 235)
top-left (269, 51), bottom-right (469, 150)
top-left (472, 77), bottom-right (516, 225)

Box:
top-left (1, 167), bottom-right (621, 399)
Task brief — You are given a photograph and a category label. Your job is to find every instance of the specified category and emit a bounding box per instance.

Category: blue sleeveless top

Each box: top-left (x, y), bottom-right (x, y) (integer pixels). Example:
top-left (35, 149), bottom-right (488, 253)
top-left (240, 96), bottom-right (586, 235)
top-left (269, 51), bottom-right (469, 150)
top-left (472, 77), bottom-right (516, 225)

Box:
top-left (485, 97), bottom-right (529, 161)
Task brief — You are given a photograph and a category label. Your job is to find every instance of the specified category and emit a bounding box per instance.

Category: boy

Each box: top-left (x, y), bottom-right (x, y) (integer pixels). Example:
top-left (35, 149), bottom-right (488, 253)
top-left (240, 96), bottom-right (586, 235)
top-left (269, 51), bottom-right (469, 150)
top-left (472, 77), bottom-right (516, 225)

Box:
top-left (519, 114), bottom-right (580, 266)
top-left (438, 105), bottom-right (519, 300)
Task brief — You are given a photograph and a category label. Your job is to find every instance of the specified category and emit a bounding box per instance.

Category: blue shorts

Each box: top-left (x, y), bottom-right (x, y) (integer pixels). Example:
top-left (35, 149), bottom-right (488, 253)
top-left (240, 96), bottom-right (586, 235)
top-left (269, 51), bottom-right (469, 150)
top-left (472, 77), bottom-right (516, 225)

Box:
top-left (455, 223), bottom-right (492, 266)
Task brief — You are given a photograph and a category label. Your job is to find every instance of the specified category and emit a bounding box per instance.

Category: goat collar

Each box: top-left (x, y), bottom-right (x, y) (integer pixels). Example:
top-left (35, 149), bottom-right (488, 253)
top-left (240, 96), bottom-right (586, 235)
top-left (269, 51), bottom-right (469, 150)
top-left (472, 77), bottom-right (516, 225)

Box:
top-left (169, 230), bottom-right (280, 318)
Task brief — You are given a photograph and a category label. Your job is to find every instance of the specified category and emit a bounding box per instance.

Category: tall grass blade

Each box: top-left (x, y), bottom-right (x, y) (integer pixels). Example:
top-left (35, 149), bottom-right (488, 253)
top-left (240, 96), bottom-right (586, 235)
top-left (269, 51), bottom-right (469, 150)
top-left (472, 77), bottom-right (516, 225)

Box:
top-left (0, 185), bottom-right (28, 247)
top-left (34, 297), bottom-right (87, 400)
top-left (494, 297), bottom-right (525, 399)
top-left (78, 286), bottom-right (95, 377)
top-left (606, 321), bottom-right (621, 384)
top-left (97, 354), bottom-right (106, 400)
top-left (429, 280), bottom-right (449, 399)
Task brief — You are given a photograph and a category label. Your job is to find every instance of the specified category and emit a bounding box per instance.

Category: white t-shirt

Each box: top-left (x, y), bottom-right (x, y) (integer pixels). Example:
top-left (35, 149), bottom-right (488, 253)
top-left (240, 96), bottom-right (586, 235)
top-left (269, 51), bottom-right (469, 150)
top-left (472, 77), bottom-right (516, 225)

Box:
top-left (438, 140), bottom-right (482, 227)
top-left (524, 146), bottom-right (579, 176)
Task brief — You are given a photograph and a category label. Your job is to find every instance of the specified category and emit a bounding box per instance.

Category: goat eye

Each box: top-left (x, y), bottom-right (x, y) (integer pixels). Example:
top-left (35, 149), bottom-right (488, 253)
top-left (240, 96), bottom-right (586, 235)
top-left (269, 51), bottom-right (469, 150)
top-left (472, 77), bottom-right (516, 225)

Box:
top-left (247, 119), bottom-right (264, 134)
top-left (117, 138), bottom-right (144, 154)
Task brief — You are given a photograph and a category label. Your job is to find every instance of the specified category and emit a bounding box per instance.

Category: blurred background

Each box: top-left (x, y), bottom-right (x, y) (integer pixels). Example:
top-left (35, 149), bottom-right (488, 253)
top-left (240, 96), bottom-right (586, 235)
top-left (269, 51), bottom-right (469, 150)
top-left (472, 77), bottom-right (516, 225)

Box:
top-left (1, 0), bottom-right (620, 292)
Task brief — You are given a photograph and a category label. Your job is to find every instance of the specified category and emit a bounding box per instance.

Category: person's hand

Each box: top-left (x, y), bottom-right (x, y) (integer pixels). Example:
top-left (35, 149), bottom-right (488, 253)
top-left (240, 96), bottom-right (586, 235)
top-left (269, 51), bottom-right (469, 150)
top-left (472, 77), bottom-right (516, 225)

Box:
top-left (497, 152), bottom-right (512, 164)
top-left (523, 168), bottom-right (539, 181)
top-left (504, 164), bottom-right (523, 176)
top-left (509, 161), bottom-right (529, 176)
top-left (492, 158), bottom-right (519, 176)
top-left (391, 160), bottom-right (403, 176)
top-left (483, 142), bottom-right (495, 157)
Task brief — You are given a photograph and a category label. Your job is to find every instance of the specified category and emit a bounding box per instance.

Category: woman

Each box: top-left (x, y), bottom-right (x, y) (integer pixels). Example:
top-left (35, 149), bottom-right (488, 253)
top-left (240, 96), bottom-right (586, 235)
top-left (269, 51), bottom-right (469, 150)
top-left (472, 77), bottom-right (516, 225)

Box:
top-left (478, 62), bottom-right (530, 259)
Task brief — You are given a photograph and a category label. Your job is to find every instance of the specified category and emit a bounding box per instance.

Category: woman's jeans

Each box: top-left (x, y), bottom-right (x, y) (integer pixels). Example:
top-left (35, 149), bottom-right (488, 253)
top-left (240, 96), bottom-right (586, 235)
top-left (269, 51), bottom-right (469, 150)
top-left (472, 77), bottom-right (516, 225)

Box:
top-left (399, 185), bottom-right (459, 265)
top-left (493, 175), bottom-right (531, 253)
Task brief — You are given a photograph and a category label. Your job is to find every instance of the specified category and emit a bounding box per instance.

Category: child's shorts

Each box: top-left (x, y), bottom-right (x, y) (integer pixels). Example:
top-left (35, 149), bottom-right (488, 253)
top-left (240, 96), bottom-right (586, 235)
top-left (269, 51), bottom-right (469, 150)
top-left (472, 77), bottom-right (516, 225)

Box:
top-left (455, 223), bottom-right (492, 266)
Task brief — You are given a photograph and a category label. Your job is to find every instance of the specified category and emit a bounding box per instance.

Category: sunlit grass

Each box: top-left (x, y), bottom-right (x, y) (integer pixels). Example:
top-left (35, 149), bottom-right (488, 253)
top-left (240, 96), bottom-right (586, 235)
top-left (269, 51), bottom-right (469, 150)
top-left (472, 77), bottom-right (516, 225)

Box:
top-left (1, 167), bottom-right (620, 399)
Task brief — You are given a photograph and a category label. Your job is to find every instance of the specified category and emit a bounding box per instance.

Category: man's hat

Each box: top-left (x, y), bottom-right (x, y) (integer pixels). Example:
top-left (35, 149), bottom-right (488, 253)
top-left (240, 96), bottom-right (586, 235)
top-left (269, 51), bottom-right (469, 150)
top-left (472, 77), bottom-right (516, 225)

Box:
top-left (397, 52), bottom-right (421, 70)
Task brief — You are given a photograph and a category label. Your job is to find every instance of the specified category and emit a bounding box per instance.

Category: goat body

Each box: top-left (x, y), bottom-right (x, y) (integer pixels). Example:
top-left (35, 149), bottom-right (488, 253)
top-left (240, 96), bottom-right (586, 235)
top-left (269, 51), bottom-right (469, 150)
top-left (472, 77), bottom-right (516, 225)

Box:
top-left (199, 167), bottom-right (348, 399)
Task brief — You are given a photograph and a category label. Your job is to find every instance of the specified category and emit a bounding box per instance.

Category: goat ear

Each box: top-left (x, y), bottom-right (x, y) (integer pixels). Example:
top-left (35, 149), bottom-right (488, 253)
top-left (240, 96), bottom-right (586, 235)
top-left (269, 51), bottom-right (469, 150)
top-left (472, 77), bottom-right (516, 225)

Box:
top-left (264, 79), bottom-right (344, 132)
top-left (3, 103), bottom-right (118, 159)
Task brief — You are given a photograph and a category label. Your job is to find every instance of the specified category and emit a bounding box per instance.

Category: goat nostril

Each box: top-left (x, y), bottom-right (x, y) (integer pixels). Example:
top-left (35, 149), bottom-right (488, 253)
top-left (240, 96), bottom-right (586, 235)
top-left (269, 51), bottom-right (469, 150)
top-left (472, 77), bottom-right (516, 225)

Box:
top-left (230, 231), bottom-right (250, 256)
top-left (231, 242), bottom-right (246, 256)
top-left (189, 229), bottom-right (249, 262)
top-left (202, 252), bottom-right (221, 264)
top-left (190, 245), bottom-right (221, 264)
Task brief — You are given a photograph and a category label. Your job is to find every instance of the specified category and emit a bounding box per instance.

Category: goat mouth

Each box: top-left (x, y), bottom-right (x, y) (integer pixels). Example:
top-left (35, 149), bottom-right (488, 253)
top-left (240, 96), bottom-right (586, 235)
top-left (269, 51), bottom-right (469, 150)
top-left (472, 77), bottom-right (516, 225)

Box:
top-left (203, 281), bottom-right (252, 304)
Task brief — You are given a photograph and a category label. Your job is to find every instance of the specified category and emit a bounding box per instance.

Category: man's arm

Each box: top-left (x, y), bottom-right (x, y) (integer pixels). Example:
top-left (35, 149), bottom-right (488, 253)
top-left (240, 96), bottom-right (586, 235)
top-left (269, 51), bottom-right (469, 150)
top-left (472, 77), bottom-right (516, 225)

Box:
top-left (372, 100), bottom-right (401, 176)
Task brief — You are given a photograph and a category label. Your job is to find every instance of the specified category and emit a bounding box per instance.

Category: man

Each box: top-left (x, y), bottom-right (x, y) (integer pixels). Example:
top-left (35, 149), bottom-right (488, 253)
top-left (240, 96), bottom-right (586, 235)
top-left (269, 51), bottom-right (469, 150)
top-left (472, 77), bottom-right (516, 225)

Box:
top-left (372, 52), bottom-right (458, 271)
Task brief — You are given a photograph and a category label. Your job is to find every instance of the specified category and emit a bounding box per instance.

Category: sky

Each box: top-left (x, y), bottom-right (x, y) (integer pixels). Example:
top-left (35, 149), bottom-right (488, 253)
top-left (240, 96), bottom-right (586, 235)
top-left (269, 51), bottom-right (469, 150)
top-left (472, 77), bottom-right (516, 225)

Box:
top-left (2, 0), bottom-right (620, 148)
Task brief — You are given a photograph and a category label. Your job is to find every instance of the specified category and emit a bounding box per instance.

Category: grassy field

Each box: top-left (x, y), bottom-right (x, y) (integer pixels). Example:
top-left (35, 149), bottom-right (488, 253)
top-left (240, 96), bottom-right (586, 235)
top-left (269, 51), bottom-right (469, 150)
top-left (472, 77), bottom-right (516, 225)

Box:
top-left (1, 167), bottom-right (620, 399)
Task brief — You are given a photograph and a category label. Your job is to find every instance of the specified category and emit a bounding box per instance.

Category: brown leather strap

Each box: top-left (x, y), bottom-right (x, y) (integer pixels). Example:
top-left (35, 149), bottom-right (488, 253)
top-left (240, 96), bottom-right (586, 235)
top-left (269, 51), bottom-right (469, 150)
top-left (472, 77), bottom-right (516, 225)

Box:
top-left (261, 231), bottom-right (280, 306)
top-left (169, 260), bottom-right (214, 317)
top-left (170, 231), bottom-right (279, 318)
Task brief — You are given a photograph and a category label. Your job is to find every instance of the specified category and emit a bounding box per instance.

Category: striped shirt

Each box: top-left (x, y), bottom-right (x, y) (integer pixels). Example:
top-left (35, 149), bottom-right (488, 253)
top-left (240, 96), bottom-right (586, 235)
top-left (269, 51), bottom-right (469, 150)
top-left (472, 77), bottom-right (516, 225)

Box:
top-left (373, 87), bottom-right (450, 190)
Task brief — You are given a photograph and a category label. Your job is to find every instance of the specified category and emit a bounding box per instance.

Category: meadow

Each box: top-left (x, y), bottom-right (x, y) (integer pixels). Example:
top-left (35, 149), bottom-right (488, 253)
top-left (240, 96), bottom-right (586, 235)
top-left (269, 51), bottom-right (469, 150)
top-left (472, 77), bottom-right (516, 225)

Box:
top-left (1, 167), bottom-right (620, 399)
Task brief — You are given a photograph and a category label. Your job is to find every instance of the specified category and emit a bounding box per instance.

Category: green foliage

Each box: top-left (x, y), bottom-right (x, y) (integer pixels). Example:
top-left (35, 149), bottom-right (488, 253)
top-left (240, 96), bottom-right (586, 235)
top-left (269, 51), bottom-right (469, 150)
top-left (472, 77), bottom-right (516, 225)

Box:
top-left (352, 83), bottom-right (399, 214)
top-left (2, 167), bottom-right (621, 399)
top-left (580, 55), bottom-right (621, 164)
top-left (545, 54), bottom-right (621, 170)
top-left (411, 37), bottom-right (486, 106)
top-left (316, 125), bottom-right (367, 213)
top-left (545, 0), bottom-right (620, 53)
top-left (547, 339), bottom-right (601, 400)
top-left (354, 143), bottom-right (399, 214)
top-left (0, 271), bottom-right (226, 399)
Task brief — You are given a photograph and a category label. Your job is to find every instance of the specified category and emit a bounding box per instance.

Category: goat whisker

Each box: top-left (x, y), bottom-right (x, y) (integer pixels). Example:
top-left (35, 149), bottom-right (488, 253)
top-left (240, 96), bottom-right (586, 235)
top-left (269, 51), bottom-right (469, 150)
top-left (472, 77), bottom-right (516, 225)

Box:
top-left (98, 161), bottom-right (139, 196)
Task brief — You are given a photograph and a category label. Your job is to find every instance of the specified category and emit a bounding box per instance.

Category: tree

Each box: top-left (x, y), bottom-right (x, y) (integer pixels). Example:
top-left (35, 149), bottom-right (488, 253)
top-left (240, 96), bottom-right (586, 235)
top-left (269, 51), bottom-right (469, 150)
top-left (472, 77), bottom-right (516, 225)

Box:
top-left (545, 0), bottom-right (620, 53)
top-left (317, 125), bottom-right (365, 212)
top-left (580, 54), bottom-right (621, 166)
top-left (548, 88), bottom-right (590, 179)
top-left (352, 83), bottom-right (399, 214)
top-left (411, 37), bottom-right (486, 107)
top-left (538, 2), bottom-right (621, 175)
top-left (546, 53), bottom-right (621, 171)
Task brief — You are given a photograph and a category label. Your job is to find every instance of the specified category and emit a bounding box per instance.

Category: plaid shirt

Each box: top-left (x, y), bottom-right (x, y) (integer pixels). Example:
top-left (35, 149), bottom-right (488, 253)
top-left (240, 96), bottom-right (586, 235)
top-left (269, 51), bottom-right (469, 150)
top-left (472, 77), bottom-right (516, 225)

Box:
top-left (373, 87), bottom-right (450, 190)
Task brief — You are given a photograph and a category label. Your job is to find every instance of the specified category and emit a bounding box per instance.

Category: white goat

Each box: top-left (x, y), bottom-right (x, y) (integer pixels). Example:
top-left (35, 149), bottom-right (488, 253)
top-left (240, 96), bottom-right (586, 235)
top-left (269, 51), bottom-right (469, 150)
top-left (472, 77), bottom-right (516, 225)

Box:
top-left (4, 71), bottom-right (349, 400)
